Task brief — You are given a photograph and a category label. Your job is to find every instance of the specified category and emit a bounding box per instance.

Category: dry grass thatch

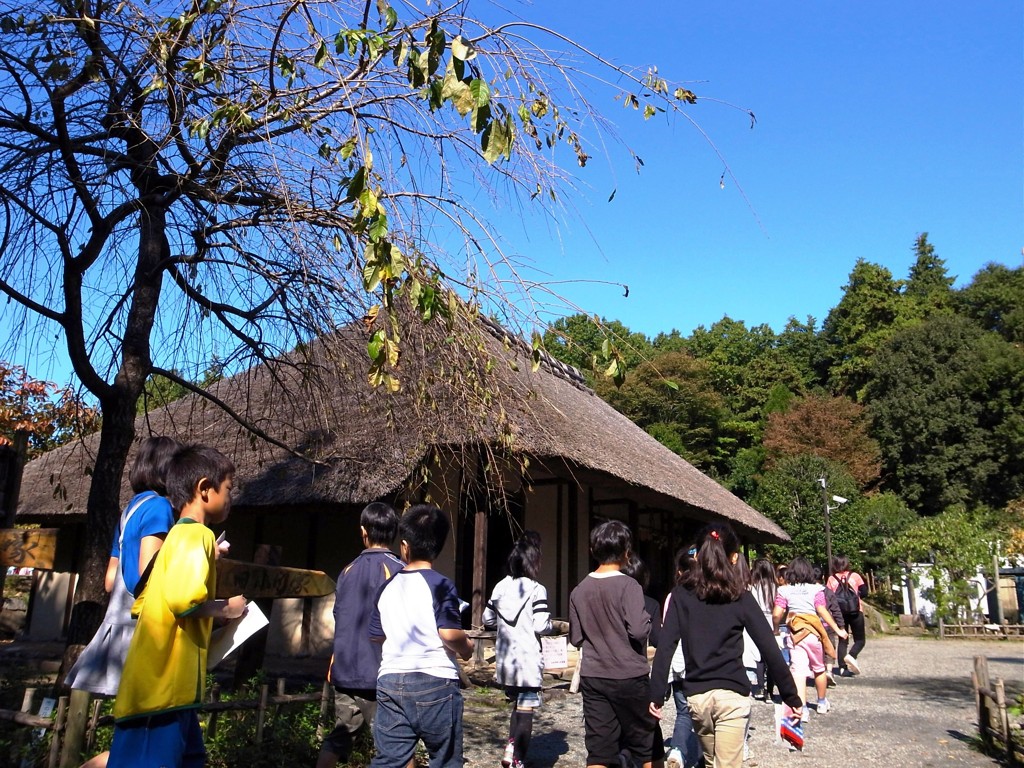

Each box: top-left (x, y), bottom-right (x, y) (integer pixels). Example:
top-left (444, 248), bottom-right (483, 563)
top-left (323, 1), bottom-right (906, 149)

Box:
top-left (17, 313), bottom-right (789, 542)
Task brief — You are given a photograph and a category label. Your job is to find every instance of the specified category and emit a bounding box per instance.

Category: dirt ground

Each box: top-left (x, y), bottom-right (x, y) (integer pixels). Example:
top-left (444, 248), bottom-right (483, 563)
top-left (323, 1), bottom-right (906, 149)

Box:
top-left (461, 635), bottom-right (1023, 768)
top-left (2, 634), bottom-right (1020, 767)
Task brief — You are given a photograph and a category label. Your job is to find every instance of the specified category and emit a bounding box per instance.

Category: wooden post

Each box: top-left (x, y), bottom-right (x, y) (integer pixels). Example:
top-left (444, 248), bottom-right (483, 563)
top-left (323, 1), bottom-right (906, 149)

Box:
top-left (995, 679), bottom-right (1012, 763)
top-left (14, 686), bottom-right (35, 763)
top-left (471, 503), bottom-right (487, 629)
top-left (274, 678), bottom-right (286, 722)
top-left (974, 656), bottom-right (991, 747)
top-left (85, 698), bottom-right (102, 753)
top-left (48, 696), bottom-right (68, 768)
top-left (255, 683), bottom-right (269, 743)
top-left (59, 688), bottom-right (92, 768)
top-left (316, 680), bottom-right (331, 741)
top-left (207, 683), bottom-right (221, 742)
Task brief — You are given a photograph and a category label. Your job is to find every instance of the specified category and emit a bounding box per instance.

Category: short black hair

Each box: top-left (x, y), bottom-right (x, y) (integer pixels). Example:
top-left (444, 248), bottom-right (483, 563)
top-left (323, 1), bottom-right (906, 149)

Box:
top-left (507, 531), bottom-right (542, 580)
top-left (590, 520), bottom-right (631, 565)
top-left (128, 436), bottom-right (182, 495)
top-left (361, 502), bottom-right (399, 546)
top-left (786, 556), bottom-right (815, 585)
top-left (165, 445), bottom-right (235, 512)
top-left (831, 554), bottom-right (850, 573)
top-left (400, 504), bottom-right (450, 562)
top-left (622, 554), bottom-right (650, 591)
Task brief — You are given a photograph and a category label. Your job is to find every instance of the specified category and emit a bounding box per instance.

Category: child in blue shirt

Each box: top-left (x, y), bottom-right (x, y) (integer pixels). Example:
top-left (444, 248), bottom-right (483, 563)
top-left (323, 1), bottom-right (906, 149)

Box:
top-left (317, 502), bottom-right (403, 768)
top-left (368, 504), bottom-right (474, 768)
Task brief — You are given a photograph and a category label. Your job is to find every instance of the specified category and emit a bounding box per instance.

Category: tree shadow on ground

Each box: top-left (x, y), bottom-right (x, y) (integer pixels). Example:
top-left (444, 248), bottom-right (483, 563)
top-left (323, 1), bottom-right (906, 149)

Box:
top-left (859, 674), bottom-right (1022, 706)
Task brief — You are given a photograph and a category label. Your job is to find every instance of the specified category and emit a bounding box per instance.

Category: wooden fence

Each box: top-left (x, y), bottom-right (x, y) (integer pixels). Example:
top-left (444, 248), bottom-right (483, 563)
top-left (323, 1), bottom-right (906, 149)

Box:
top-left (1, 679), bottom-right (330, 768)
top-left (972, 655), bottom-right (1023, 766)
top-left (941, 620), bottom-right (1024, 639)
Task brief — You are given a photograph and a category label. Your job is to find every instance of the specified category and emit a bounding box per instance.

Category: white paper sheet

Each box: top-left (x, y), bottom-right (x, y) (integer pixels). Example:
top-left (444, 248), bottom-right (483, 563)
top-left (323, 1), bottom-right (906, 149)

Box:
top-left (207, 601), bottom-right (269, 669)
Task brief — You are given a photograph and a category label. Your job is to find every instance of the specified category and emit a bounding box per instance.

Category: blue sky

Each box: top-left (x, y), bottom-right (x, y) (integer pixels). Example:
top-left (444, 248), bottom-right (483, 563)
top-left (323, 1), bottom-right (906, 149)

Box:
top-left (3, 1), bottom-right (1021, 387)
top-left (497, 1), bottom-right (1023, 338)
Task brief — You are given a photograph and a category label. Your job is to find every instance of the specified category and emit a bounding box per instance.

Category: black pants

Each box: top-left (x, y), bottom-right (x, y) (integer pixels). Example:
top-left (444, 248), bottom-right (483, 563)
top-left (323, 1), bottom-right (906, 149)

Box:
top-left (837, 611), bottom-right (866, 664)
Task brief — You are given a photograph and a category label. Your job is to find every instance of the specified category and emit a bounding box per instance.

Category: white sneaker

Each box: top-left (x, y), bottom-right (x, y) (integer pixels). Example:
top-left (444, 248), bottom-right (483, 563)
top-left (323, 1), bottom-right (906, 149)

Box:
top-left (501, 739), bottom-right (515, 767)
top-left (844, 653), bottom-right (861, 675)
top-left (666, 747), bottom-right (683, 768)
top-left (816, 698), bottom-right (830, 714)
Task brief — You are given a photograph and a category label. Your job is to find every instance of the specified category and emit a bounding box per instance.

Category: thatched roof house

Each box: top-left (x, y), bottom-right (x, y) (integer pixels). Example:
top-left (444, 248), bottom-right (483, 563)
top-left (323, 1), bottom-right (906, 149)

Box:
top-left (18, 315), bottom-right (788, 651)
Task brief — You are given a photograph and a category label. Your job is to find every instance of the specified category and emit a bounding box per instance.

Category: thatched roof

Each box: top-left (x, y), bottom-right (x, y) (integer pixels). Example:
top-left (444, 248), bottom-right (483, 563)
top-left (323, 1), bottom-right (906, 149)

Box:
top-left (17, 315), bottom-right (789, 542)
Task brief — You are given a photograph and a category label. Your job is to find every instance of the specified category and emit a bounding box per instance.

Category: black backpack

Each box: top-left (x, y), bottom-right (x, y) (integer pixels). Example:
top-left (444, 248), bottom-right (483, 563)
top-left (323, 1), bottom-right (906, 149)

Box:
top-left (835, 574), bottom-right (860, 615)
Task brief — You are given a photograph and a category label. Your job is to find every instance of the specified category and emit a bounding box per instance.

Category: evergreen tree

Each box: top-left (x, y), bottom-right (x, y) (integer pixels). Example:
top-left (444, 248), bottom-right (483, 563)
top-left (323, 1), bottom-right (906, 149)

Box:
top-left (904, 233), bottom-right (955, 318)
top-left (956, 262), bottom-right (1024, 343)
top-left (823, 259), bottom-right (907, 398)
top-left (866, 314), bottom-right (1024, 513)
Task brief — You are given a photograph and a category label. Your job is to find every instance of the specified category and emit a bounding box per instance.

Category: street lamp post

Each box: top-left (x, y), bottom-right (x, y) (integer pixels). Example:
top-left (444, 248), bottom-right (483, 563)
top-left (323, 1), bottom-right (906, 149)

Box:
top-left (818, 477), bottom-right (847, 577)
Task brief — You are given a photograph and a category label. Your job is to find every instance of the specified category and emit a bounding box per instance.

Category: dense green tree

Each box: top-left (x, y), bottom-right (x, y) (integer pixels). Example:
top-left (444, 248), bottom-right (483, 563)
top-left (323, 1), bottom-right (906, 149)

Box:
top-left (651, 329), bottom-right (689, 354)
top-left (724, 444), bottom-right (767, 500)
top-left (956, 263), bottom-right (1024, 344)
top-left (601, 352), bottom-right (729, 472)
top-left (685, 317), bottom-right (797, 426)
top-left (903, 233), bottom-right (955, 319)
top-left (857, 492), bottom-right (918, 576)
top-left (776, 315), bottom-right (829, 390)
top-left (823, 259), bottom-right (907, 398)
top-left (543, 314), bottom-right (653, 379)
top-left (866, 314), bottom-right (1024, 513)
top-left (750, 454), bottom-right (864, 567)
top-left (763, 394), bottom-right (881, 488)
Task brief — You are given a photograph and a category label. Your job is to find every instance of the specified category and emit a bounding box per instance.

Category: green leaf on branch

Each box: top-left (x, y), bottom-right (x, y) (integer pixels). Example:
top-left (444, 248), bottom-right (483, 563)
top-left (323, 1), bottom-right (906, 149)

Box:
top-left (368, 211), bottom-right (388, 242)
top-left (481, 112), bottom-right (513, 164)
top-left (314, 41), bottom-right (328, 68)
top-left (344, 167), bottom-right (365, 203)
top-left (470, 101), bottom-right (491, 133)
top-left (339, 136), bottom-right (357, 160)
top-left (426, 18), bottom-right (444, 78)
top-left (531, 331), bottom-right (543, 372)
top-left (469, 78), bottom-right (490, 107)
top-left (381, 5), bottom-right (398, 33)
top-left (368, 329), bottom-right (386, 362)
top-left (393, 38), bottom-right (409, 68)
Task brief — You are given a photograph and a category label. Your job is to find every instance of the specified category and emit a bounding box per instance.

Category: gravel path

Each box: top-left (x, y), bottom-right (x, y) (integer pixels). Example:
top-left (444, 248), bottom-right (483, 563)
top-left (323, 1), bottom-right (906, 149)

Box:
top-left (461, 635), bottom-right (1023, 767)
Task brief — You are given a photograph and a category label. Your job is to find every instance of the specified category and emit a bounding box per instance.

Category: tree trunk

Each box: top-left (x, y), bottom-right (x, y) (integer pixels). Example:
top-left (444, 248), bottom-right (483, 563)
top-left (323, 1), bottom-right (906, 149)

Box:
top-left (57, 200), bottom-right (166, 688)
top-left (56, 401), bottom-right (137, 689)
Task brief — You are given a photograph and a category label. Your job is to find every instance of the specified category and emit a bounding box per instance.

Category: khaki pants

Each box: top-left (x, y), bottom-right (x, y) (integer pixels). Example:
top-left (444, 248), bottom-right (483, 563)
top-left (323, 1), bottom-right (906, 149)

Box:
top-left (686, 689), bottom-right (751, 768)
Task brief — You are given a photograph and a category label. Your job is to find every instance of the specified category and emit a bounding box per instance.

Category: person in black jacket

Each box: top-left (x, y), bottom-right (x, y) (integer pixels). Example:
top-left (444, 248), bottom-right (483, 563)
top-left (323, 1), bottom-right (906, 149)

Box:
top-left (649, 523), bottom-right (802, 768)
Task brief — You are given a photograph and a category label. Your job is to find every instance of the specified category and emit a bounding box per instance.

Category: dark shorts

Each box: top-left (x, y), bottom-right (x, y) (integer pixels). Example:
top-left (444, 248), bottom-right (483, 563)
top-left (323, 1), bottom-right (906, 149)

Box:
top-left (322, 687), bottom-right (377, 758)
top-left (580, 675), bottom-right (657, 766)
top-left (108, 709), bottom-right (205, 768)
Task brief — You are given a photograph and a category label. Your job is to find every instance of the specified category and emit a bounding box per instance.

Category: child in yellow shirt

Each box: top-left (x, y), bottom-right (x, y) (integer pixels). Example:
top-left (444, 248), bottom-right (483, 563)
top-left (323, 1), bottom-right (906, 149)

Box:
top-left (109, 445), bottom-right (246, 768)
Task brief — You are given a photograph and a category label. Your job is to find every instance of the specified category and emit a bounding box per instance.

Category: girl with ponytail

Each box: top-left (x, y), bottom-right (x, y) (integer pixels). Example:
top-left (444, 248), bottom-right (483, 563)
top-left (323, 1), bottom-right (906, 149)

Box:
top-left (649, 523), bottom-right (802, 768)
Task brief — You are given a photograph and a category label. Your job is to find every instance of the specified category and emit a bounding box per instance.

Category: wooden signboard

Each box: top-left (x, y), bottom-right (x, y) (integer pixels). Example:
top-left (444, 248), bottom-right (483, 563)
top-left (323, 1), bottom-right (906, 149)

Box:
top-left (215, 558), bottom-right (335, 599)
top-left (0, 528), bottom-right (57, 569)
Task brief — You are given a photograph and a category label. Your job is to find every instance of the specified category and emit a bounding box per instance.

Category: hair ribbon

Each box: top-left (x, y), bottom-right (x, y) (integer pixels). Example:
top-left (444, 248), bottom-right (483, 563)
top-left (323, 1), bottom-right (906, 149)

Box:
top-left (710, 530), bottom-right (720, 540)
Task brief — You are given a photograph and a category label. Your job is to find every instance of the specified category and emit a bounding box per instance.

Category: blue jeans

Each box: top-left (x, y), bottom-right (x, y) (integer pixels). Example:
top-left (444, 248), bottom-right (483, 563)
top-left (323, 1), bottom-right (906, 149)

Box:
top-left (671, 682), bottom-right (702, 768)
top-left (371, 672), bottom-right (463, 768)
